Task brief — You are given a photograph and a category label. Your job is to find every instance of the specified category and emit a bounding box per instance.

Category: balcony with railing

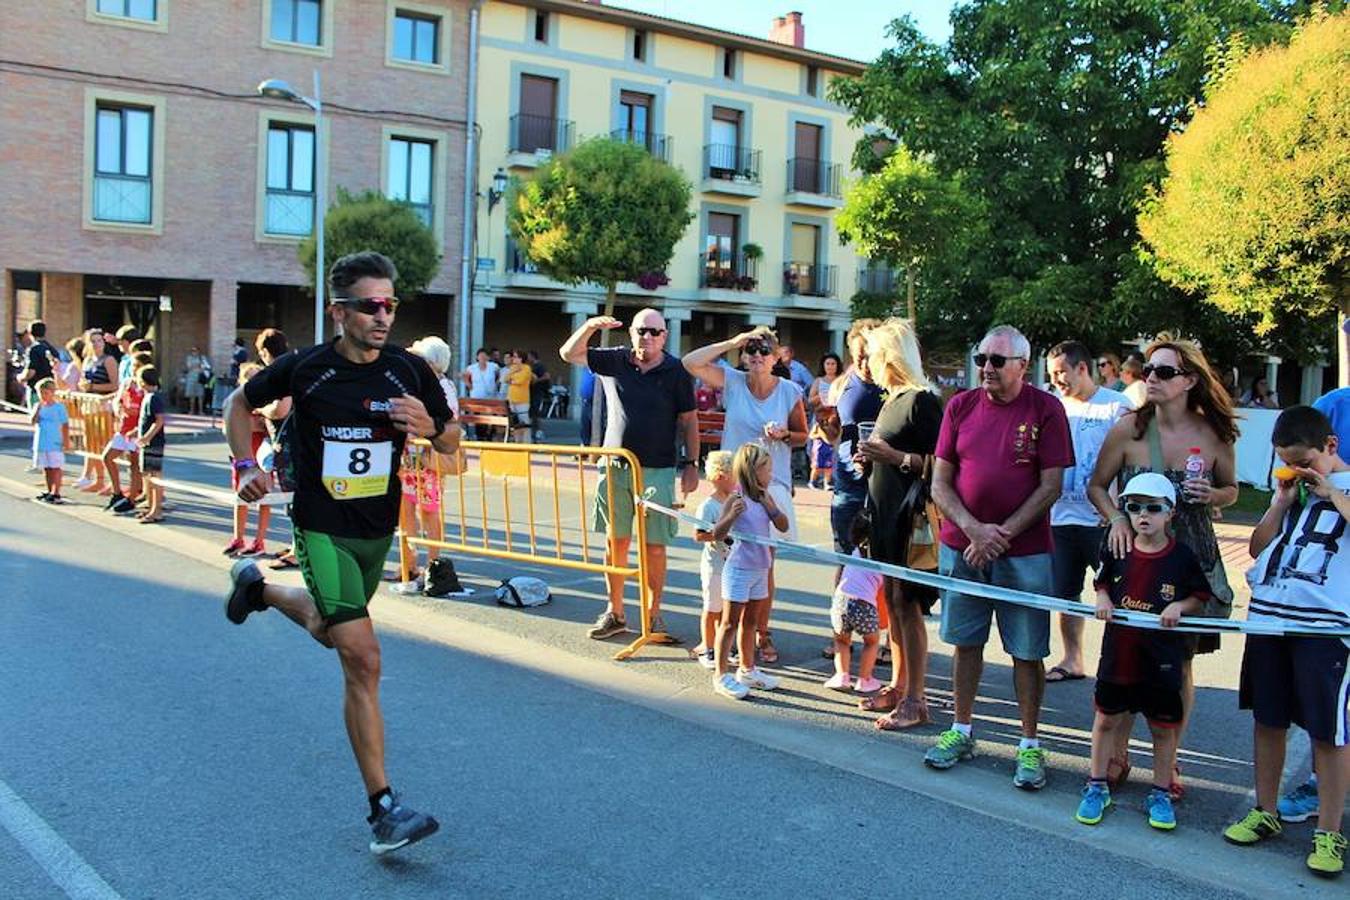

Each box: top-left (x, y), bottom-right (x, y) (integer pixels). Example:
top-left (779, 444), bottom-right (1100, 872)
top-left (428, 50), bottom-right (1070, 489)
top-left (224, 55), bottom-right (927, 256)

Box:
top-left (784, 262), bottom-right (837, 299)
top-left (507, 114), bottom-right (575, 167)
top-left (698, 253), bottom-right (759, 296)
top-left (785, 157), bottom-right (843, 208)
top-left (610, 129), bottom-right (673, 163)
top-left (701, 144), bottom-right (762, 197)
top-left (502, 237), bottom-right (564, 288)
top-left (856, 263), bottom-right (898, 296)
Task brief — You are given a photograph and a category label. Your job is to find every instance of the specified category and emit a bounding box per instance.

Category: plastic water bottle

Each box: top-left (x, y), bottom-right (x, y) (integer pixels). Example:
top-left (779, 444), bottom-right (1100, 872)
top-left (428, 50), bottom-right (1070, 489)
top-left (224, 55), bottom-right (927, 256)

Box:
top-left (1184, 447), bottom-right (1206, 500)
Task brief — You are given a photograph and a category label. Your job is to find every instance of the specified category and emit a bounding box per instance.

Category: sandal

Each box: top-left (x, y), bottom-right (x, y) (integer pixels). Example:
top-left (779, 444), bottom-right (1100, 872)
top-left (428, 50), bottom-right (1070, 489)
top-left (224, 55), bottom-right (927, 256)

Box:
top-left (1169, 764), bottom-right (1184, 802)
top-left (269, 553), bottom-right (300, 570)
top-left (876, 697), bottom-right (930, 731)
top-left (756, 632), bottom-right (779, 665)
top-left (1106, 752), bottom-right (1132, 790)
top-left (858, 685), bottom-right (900, 713)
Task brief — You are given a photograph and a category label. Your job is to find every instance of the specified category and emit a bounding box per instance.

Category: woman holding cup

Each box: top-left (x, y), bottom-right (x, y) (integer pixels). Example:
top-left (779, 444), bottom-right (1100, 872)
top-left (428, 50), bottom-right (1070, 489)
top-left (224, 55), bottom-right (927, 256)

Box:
top-left (684, 326), bottom-right (808, 665)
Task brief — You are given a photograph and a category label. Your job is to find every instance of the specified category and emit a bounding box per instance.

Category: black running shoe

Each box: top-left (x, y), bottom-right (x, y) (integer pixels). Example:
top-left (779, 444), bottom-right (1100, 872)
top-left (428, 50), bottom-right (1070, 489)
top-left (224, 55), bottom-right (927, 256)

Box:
top-left (368, 794), bottom-right (439, 856)
top-left (225, 559), bottom-right (267, 624)
top-left (111, 496), bottom-right (136, 514)
top-left (104, 495), bottom-right (122, 511)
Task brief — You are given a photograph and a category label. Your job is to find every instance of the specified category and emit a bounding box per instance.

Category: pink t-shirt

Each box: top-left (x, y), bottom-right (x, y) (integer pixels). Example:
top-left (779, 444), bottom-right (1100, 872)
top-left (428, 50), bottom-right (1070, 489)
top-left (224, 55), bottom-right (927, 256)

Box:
top-left (935, 385), bottom-right (1074, 557)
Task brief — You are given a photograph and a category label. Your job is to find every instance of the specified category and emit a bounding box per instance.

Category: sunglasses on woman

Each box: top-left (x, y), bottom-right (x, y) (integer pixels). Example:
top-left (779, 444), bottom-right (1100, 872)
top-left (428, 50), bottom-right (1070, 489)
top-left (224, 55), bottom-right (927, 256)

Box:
top-left (1141, 363), bottom-right (1187, 381)
top-left (1124, 500), bottom-right (1170, 514)
top-left (973, 353), bottom-right (1024, 369)
top-left (334, 296), bottom-right (399, 315)
top-left (742, 342), bottom-right (773, 357)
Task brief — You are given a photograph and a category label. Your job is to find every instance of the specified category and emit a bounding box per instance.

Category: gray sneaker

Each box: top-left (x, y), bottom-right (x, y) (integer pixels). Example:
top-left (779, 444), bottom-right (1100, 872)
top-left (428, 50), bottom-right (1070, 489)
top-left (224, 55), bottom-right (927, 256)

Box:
top-left (923, 729), bottom-right (976, 770)
top-left (368, 793), bottom-right (439, 856)
top-left (225, 559), bottom-right (267, 625)
top-left (587, 610), bottom-right (627, 640)
top-left (1013, 746), bottom-right (1048, 790)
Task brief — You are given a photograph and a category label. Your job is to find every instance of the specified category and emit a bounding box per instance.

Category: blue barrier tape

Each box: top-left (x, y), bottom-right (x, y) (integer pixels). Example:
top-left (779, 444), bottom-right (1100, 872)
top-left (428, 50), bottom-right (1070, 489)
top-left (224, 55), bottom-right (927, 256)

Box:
top-left (638, 497), bottom-right (1350, 639)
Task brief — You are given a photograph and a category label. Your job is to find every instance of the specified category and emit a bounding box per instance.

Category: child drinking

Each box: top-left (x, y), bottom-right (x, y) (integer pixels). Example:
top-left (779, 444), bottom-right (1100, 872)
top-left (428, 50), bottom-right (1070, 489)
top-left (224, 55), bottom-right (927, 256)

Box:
top-left (1077, 472), bottom-right (1210, 832)
top-left (712, 443), bottom-right (788, 700)
top-left (826, 512), bottom-right (885, 694)
top-left (30, 378), bottom-right (69, 504)
top-left (693, 451), bottom-right (735, 669)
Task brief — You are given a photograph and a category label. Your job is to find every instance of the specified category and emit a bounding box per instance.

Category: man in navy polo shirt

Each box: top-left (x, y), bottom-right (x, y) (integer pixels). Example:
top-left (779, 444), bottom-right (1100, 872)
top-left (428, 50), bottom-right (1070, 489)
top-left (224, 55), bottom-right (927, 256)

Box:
top-left (560, 308), bottom-right (700, 640)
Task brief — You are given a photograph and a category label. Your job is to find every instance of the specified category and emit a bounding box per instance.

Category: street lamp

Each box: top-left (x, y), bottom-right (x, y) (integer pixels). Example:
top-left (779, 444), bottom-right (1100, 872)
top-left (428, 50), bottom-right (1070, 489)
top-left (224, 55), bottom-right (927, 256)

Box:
top-left (486, 167), bottom-right (508, 212)
top-left (257, 73), bottom-right (326, 345)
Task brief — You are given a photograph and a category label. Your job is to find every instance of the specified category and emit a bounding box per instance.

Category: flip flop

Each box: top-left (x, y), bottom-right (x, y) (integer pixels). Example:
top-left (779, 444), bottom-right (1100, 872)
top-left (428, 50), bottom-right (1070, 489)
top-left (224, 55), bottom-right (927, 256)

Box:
top-left (1045, 665), bottom-right (1086, 683)
top-left (269, 555), bottom-right (300, 570)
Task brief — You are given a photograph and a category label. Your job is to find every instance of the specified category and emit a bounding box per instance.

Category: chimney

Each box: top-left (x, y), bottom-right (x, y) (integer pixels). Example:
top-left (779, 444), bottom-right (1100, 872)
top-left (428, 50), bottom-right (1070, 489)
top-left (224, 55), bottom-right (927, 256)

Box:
top-left (768, 11), bottom-right (804, 48)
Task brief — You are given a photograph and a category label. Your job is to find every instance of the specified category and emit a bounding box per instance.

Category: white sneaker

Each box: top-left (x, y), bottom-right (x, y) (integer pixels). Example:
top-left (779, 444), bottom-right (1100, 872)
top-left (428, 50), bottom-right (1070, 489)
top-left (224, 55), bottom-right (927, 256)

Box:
top-left (391, 575), bottom-right (425, 596)
top-left (824, 672), bottom-right (852, 691)
top-left (736, 666), bottom-right (779, 691)
top-left (73, 477), bottom-right (94, 490)
top-left (714, 672), bottom-right (750, 700)
top-left (697, 648), bottom-right (716, 670)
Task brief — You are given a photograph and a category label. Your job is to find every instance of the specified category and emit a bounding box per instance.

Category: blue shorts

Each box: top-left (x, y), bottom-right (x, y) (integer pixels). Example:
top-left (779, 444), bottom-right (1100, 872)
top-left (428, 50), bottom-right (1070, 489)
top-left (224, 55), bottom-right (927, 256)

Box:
top-left (938, 544), bottom-right (1052, 661)
top-left (722, 566), bottom-right (770, 604)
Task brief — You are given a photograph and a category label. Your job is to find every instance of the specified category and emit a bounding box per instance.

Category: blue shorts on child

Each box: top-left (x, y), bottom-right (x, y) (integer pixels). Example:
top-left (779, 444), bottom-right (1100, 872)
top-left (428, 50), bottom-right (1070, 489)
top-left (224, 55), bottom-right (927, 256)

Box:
top-left (1240, 634), bottom-right (1350, 747)
top-left (722, 566), bottom-right (769, 603)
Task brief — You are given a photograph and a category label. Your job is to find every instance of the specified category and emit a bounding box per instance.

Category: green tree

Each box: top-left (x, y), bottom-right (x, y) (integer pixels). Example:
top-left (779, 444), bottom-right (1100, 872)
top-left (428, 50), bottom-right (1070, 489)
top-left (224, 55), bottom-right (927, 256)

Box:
top-left (508, 138), bottom-right (693, 323)
top-left (829, 1), bottom-right (1319, 360)
top-left (299, 188), bottom-right (442, 300)
top-left (836, 146), bottom-right (986, 322)
top-left (1138, 8), bottom-right (1349, 365)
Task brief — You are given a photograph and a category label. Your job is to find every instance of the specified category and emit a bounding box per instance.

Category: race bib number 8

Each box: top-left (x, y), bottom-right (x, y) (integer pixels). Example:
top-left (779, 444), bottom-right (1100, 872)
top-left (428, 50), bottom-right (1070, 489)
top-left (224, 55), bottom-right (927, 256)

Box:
top-left (322, 439), bottom-right (393, 500)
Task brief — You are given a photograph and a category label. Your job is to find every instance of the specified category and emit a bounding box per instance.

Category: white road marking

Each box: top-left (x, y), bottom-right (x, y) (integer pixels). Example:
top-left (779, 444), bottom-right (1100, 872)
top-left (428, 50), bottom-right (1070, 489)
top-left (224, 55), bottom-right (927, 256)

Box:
top-left (0, 778), bottom-right (123, 899)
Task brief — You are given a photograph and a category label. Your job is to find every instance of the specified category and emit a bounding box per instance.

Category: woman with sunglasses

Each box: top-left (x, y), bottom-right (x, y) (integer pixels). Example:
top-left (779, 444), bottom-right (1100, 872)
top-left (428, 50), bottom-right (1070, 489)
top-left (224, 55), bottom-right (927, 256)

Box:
top-left (1088, 334), bottom-right (1240, 799)
top-left (684, 326), bottom-right (809, 666)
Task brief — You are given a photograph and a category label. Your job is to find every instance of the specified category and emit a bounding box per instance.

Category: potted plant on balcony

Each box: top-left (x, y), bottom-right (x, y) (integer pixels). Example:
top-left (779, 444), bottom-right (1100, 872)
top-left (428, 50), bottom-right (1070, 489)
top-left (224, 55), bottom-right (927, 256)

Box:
top-left (741, 242), bottom-right (763, 262)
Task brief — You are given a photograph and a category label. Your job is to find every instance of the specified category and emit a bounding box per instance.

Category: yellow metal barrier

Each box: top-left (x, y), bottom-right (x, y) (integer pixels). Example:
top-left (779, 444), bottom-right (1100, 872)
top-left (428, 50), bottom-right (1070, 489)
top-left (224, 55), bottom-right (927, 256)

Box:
top-left (400, 439), bottom-right (677, 661)
top-left (57, 390), bottom-right (116, 457)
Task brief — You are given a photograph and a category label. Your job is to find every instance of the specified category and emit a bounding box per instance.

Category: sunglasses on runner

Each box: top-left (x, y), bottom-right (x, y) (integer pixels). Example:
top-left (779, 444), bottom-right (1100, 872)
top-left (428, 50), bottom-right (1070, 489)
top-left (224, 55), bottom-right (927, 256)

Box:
top-left (742, 342), bottom-right (774, 357)
top-left (1142, 364), bottom-right (1187, 381)
top-left (633, 326), bottom-right (666, 337)
top-left (1124, 500), bottom-right (1170, 514)
top-left (333, 296), bottom-right (399, 315)
top-left (974, 353), bottom-right (1025, 369)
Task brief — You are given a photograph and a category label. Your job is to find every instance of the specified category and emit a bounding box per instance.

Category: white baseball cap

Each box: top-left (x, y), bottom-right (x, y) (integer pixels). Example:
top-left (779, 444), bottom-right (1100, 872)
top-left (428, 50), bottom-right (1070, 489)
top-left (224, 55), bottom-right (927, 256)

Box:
top-left (1121, 472), bottom-right (1177, 506)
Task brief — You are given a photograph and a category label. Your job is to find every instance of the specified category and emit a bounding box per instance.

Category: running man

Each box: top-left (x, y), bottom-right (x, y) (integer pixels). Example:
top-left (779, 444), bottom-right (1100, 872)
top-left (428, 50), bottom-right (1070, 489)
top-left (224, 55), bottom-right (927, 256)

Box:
top-left (222, 251), bottom-right (458, 855)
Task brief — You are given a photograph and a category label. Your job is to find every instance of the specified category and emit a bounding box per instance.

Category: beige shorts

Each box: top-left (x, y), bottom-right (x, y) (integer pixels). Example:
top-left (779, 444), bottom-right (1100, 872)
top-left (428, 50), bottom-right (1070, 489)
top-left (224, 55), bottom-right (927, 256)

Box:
top-left (766, 481), bottom-right (798, 543)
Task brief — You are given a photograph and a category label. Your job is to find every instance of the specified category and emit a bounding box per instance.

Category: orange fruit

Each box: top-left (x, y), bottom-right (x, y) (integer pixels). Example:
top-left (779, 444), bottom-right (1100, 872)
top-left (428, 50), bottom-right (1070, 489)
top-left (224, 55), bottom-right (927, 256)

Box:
top-left (1272, 466), bottom-right (1297, 482)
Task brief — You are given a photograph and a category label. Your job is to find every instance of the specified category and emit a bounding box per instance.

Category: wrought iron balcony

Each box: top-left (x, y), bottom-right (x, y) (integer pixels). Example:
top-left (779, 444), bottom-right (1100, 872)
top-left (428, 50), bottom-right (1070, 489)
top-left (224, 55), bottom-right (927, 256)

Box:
top-left (509, 113), bottom-right (574, 156)
top-left (703, 144), bottom-right (761, 184)
top-left (610, 129), bottom-right (672, 163)
top-left (699, 254), bottom-right (759, 291)
top-left (786, 157), bottom-right (842, 198)
top-left (784, 262), bottom-right (837, 298)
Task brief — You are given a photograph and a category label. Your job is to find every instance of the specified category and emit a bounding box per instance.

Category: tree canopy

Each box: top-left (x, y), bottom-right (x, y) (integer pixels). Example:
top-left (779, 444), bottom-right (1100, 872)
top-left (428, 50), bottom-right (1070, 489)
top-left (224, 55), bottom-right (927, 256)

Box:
top-left (1138, 7), bottom-right (1348, 363)
top-left (830, 0), bottom-right (1325, 361)
top-left (836, 146), bottom-right (986, 322)
top-left (298, 188), bottom-right (441, 300)
top-left (507, 138), bottom-right (693, 311)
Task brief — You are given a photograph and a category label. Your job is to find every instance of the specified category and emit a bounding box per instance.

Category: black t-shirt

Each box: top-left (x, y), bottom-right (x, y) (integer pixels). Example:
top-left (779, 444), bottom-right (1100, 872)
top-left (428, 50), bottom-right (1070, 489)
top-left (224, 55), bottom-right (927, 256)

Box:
top-left (26, 340), bottom-right (56, 381)
top-left (244, 341), bottom-right (452, 539)
top-left (1094, 540), bottom-right (1212, 688)
top-left (139, 391), bottom-right (166, 450)
top-left (587, 347), bottom-right (696, 468)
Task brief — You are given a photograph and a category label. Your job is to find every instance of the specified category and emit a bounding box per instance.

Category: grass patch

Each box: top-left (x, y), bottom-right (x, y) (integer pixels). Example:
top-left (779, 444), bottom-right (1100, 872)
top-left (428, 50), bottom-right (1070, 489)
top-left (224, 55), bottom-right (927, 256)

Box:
top-left (1226, 484), bottom-right (1272, 523)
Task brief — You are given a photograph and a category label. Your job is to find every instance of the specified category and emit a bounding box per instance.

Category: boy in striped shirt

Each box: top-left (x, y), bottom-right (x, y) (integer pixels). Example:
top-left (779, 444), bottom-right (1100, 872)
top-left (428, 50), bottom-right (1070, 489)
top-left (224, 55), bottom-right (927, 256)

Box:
top-left (1226, 406), bottom-right (1350, 878)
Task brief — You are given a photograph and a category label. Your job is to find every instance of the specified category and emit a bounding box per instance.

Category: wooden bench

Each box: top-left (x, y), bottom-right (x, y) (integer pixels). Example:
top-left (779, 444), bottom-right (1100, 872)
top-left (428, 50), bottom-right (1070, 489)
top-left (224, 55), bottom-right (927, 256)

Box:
top-left (696, 410), bottom-right (724, 457)
top-left (458, 398), bottom-right (514, 442)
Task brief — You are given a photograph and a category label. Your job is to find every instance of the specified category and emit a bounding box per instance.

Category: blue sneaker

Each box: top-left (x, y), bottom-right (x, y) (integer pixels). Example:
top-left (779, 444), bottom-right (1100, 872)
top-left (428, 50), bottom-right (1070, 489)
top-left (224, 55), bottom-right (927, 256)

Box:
top-left (1147, 787), bottom-right (1177, 831)
top-left (1278, 777), bottom-right (1319, 823)
top-left (1075, 782), bottom-right (1111, 825)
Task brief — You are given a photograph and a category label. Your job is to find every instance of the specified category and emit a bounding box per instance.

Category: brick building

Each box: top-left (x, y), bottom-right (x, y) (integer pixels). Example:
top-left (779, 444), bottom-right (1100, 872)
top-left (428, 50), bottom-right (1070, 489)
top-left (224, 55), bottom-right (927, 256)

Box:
top-left (1, 0), bottom-right (471, 401)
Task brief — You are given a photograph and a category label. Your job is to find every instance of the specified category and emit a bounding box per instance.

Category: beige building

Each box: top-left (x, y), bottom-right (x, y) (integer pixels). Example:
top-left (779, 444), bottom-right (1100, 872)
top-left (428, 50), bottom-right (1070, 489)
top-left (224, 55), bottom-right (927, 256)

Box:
top-left (1, 0), bottom-right (471, 392)
top-left (469, 2), bottom-right (873, 402)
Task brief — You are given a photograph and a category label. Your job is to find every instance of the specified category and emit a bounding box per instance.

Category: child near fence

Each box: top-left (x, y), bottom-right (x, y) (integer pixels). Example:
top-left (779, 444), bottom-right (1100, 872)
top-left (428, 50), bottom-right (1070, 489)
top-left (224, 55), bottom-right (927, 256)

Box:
top-left (825, 512), bottom-right (885, 694)
top-left (30, 378), bottom-right (70, 504)
top-left (134, 366), bottom-right (167, 524)
top-left (808, 406), bottom-right (839, 490)
top-left (224, 363), bottom-right (271, 557)
top-left (1225, 405), bottom-right (1350, 879)
top-left (711, 443), bottom-right (788, 701)
top-left (101, 349), bottom-right (152, 515)
top-left (1076, 472), bottom-right (1209, 832)
top-left (693, 450), bottom-right (735, 669)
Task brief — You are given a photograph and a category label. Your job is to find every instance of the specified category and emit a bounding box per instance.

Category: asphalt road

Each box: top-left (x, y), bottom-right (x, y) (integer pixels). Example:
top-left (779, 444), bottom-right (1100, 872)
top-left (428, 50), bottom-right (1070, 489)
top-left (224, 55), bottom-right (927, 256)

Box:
top-left (0, 488), bottom-right (1304, 900)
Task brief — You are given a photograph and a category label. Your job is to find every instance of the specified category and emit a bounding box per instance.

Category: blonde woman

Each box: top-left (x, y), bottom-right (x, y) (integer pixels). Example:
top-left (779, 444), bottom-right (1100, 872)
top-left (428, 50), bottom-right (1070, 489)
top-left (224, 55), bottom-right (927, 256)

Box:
top-left (854, 318), bottom-right (945, 729)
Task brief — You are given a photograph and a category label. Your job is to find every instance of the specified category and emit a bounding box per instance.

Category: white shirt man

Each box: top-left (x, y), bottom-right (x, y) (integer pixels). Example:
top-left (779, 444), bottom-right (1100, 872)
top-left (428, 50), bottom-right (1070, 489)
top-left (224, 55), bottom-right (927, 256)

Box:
top-left (1046, 341), bottom-right (1131, 682)
top-left (462, 351), bottom-right (500, 400)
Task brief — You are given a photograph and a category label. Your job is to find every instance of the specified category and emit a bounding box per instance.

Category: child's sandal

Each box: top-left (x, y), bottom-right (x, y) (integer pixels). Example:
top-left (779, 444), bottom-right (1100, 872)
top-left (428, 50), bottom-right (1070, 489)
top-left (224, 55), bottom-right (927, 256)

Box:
top-left (756, 631), bottom-right (779, 665)
top-left (1106, 752), bottom-right (1131, 790)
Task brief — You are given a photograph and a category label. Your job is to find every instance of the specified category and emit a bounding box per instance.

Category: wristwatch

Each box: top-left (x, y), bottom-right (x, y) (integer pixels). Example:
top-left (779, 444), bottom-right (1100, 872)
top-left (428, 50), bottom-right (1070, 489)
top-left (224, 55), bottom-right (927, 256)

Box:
top-left (429, 416), bottom-right (448, 441)
top-left (678, 459), bottom-right (696, 470)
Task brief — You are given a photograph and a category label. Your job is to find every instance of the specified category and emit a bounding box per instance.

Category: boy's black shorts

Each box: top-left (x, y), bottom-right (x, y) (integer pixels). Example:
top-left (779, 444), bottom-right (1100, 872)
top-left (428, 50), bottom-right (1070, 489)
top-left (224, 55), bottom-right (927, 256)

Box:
top-left (140, 447), bottom-right (164, 473)
top-left (1094, 679), bottom-right (1183, 726)
top-left (1240, 634), bottom-right (1350, 747)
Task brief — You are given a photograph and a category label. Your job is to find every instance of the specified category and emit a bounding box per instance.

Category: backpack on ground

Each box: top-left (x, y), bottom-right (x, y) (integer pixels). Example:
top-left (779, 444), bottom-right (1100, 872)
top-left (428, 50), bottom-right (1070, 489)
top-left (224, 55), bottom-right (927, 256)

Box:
top-left (425, 557), bottom-right (467, 597)
top-left (494, 576), bottom-right (551, 608)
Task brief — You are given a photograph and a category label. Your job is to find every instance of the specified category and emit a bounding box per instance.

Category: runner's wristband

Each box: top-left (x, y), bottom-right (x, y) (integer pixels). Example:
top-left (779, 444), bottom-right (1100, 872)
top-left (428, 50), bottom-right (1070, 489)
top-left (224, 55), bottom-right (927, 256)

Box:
top-left (231, 458), bottom-right (257, 473)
